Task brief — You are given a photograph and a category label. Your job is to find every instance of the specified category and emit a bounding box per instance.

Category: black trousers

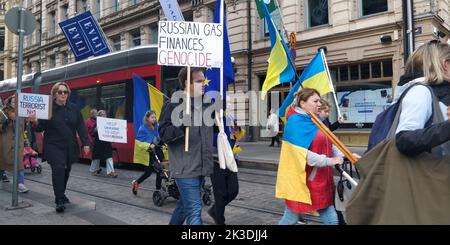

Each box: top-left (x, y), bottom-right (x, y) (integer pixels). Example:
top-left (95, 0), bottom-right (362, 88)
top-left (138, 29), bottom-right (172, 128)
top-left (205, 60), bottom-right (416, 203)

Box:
top-left (49, 157), bottom-right (72, 204)
top-left (270, 134), bottom-right (280, 146)
top-left (137, 149), bottom-right (163, 189)
top-left (210, 162), bottom-right (239, 225)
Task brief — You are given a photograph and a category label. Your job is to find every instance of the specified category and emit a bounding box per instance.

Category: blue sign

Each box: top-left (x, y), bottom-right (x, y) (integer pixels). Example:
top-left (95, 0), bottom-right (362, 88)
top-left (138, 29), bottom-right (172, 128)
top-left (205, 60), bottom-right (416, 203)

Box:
top-left (59, 11), bottom-right (110, 61)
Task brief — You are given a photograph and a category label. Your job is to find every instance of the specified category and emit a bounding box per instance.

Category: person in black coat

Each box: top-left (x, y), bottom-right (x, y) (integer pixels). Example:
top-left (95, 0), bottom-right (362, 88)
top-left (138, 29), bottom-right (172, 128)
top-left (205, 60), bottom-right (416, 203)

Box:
top-left (89, 110), bottom-right (118, 177)
top-left (29, 82), bottom-right (90, 213)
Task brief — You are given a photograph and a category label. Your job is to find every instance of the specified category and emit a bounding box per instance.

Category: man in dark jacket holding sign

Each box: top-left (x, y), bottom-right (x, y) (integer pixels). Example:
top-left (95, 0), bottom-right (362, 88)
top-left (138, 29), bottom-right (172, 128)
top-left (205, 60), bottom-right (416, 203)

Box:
top-left (159, 67), bottom-right (215, 225)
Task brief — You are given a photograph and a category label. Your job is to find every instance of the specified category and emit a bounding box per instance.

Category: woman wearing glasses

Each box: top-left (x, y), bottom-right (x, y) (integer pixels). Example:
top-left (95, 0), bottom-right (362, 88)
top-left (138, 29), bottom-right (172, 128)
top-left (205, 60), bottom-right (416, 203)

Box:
top-left (29, 82), bottom-right (90, 213)
top-left (131, 110), bottom-right (164, 195)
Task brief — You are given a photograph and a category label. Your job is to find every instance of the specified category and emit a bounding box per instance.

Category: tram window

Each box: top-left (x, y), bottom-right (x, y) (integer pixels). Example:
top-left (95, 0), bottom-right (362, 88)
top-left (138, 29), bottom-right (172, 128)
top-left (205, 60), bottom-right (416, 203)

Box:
top-left (100, 83), bottom-right (126, 120)
top-left (70, 87), bottom-right (97, 121)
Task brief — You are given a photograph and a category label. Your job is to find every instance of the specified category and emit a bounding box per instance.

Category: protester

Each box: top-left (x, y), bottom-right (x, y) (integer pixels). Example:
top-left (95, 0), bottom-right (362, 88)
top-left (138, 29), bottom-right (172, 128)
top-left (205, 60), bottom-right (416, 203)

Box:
top-left (0, 95), bottom-right (29, 193)
top-left (266, 109), bottom-right (280, 147)
top-left (276, 88), bottom-right (360, 225)
top-left (208, 111), bottom-right (241, 225)
top-left (85, 109), bottom-right (98, 149)
top-left (395, 40), bottom-right (450, 155)
top-left (29, 82), bottom-right (90, 213)
top-left (131, 110), bottom-right (163, 195)
top-left (319, 99), bottom-right (344, 132)
top-left (159, 67), bottom-right (214, 225)
top-left (89, 110), bottom-right (118, 178)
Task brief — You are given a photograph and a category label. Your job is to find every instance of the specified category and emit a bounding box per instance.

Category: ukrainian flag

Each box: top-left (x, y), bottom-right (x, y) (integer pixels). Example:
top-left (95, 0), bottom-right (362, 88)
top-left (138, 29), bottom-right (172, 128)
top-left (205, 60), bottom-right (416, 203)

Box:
top-left (276, 111), bottom-right (318, 204)
top-left (278, 49), bottom-right (332, 122)
top-left (261, 2), bottom-right (295, 98)
top-left (132, 73), bottom-right (164, 165)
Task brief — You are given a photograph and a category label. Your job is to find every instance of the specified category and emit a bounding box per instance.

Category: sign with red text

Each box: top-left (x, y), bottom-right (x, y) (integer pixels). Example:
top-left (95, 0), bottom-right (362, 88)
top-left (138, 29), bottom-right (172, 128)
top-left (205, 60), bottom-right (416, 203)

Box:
top-left (18, 93), bottom-right (52, 120)
top-left (97, 117), bottom-right (127, 143)
top-left (157, 21), bottom-right (223, 68)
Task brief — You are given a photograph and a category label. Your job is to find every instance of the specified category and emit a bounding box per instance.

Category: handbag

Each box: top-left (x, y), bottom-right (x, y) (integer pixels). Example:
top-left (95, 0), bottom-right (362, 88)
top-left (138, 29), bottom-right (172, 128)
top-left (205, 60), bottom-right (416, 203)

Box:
top-left (346, 86), bottom-right (450, 224)
top-left (334, 159), bottom-right (360, 213)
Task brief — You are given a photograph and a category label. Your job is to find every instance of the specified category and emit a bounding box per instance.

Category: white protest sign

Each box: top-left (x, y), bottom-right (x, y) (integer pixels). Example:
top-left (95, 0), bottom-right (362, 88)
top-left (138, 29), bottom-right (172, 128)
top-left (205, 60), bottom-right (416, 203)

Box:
top-left (97, 117), bottom-right (127, 144)
top-left (18, 93), bottom-right (52, 119)
top-left (157, 21), bottom-right (223, 68)
top-left (159, 0), bottom-right (184, 21)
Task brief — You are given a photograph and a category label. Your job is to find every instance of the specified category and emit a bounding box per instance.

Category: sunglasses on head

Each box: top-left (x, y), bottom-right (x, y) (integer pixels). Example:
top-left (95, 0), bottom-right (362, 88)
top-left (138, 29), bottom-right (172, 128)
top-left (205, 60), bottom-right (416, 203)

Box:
top-left (57, 90), bottom-right (69, 95)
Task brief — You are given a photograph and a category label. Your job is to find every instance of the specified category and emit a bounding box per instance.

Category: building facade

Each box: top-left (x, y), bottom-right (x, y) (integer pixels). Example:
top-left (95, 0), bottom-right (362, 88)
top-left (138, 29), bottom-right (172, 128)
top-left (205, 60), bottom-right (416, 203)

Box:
top-left (1, 0), bottom-right (450, 145)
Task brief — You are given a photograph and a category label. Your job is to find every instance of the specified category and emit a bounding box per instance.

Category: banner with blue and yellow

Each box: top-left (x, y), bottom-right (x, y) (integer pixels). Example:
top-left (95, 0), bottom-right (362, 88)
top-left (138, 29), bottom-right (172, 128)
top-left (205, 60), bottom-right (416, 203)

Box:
top-left (276, 112), bottom-right (318, 204)
top-left (132, 73), bottom-right (164, 165)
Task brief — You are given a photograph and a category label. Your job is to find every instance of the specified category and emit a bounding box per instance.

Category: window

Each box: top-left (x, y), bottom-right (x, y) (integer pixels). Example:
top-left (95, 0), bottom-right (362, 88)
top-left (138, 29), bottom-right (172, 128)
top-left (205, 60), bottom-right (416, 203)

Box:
top-left (48, 11), bottom-right (56, 36)
top-left (35, 21), bottom-right (41, 45)
top-left (76, 0), bottom-right (88, 13)
top-left (70, 87), bottom-right (98, 120)
top-left (111, 35), bottom-right (121, 51)
top-left (263, 8), bottom-right (281, 37)
top-left (61, 52), bottom-right (68, 65)
top-left (61, 4), bottom-right (69, 21)
top-left (130, 29), bottom-right (141, 47)
top-left (94, 0), bottom-right (101, 19)
top-left (307, 0), bottom-right (328, 27)
top-left (332, 60), bottom-right (393, 126)
top-left (113, 0), bottom-right (120, 12)
top-left (361, 0), bottom-right (387, 16)
top-left (100, 83), bottom-right (126, 120)
top-left (25, 35), bottom-right (32, 48)
top-left (0, 27), bottom-right (4, 51)
top-left (149, 25), bottom-right (158, 44)
top-left (48, 55), bottom-right (55, 68)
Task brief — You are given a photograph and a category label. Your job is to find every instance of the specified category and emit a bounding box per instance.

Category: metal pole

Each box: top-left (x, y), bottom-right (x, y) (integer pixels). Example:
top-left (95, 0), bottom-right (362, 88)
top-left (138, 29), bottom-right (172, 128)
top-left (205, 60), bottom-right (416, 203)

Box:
top-left (12, 7), bottom-right (25, 207)
top-left (407, 0), bottom-right (415, 55)
top-left (247, 0), bottom-right (254, 141)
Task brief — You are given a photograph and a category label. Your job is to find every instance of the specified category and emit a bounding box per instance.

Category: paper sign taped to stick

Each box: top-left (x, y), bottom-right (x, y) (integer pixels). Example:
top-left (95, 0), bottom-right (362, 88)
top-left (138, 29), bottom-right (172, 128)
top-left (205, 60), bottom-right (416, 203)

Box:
top-left (97, 117), bottom-right (127, 143)
top-left (18, 93), bottom-right (52, 119)
top-left (157, 21), bottom-right (223, 68)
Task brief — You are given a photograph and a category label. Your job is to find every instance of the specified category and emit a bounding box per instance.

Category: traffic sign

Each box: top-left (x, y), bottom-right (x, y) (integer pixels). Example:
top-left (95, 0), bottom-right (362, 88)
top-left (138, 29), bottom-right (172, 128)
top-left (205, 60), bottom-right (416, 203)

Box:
top-left (5, 7), bottom-right (36, 36)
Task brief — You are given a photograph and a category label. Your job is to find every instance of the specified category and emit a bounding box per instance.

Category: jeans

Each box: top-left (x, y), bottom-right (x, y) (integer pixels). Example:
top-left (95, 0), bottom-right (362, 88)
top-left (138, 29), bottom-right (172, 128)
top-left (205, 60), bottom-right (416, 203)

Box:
top-left (18, 170), bottom-right (24, 184)
top-left (279, 205), bottom-right (338, 225)
top-left (90, 158), bottom-right (115, 174)
top-left (169, 176), bottom-right (204, 225)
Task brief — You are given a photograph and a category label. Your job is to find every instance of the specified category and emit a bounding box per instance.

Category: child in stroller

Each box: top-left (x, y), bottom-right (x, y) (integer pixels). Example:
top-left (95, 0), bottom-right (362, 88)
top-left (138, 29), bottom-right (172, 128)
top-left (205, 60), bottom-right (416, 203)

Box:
top-left (151, 144), bottom-right (213, 207)
top-left (23, 140), bottom-right (41, 173)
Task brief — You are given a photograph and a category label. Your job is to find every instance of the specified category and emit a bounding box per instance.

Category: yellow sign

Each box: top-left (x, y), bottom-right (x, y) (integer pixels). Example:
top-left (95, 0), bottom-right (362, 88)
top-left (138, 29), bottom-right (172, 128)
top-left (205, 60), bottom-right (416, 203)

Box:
top-left (289, 32), bottom-right (296, 48)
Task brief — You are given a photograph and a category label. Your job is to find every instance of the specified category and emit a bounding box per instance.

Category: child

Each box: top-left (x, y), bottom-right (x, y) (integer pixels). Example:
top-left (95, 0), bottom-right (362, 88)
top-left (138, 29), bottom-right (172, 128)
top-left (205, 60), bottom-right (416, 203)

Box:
top-left (319, 99), bottom-right (343, 132)
top-left (23, 140), bottom-right (39, 169)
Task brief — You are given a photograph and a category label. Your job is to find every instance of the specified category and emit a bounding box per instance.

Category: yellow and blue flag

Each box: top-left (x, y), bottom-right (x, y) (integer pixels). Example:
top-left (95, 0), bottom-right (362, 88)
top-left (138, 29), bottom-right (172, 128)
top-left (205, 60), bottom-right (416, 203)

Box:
top-left (278, 49), bottom-right (332, 122)
top-left (132, 73), bottom-right (164, 165)
top-left (261, 2), bottom-right (295, 98)
top-left (276, 112), bottom-right (318, 204)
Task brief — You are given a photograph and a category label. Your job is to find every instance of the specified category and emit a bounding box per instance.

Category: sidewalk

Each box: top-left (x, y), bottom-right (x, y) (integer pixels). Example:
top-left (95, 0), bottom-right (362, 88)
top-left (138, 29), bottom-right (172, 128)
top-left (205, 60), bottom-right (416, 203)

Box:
top-left (237, 141), bottom-right (367, 170)
top-left (0, 182), bottom-right (125, 225)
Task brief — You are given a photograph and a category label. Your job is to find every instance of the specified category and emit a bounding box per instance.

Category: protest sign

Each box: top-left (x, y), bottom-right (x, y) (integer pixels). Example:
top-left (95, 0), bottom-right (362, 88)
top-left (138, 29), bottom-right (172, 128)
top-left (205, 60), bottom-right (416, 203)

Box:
top-left (97, 117), bottom-right (127, 143)
top-left (157, 21), bottom-right (223, 68)
top-left (18, 93), bottom-right (52, 119)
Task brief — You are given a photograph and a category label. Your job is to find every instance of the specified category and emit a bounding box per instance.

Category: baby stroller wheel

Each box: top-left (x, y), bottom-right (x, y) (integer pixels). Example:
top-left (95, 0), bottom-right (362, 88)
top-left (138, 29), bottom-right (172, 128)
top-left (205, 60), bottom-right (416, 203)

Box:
top-left (30, 167), bottom-right (35, 173)
top-left (153, 191), bottom-right (165, 207)
top-left (37, 165), bottom-right (42, 174)
top-left (202, 193), bottom-right (212, 206)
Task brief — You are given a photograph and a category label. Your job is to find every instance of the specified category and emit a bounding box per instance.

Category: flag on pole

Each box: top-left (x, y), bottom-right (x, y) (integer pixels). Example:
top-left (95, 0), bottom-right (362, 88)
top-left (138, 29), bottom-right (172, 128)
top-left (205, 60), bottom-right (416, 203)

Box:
top-left (132, 73), bottom-right (164, 165)
top-left (278, 49), bottom-right (333, 122)
top-left (255, 0), bottom-right (277, 19)
top-left (260, 2), bottom-right (295, 98)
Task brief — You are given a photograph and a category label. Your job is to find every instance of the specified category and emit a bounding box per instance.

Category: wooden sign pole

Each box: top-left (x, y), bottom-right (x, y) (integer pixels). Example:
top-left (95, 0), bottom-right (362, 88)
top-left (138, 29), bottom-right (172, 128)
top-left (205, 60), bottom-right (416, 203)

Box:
top-left (185, 66), bottom-right (190, 152)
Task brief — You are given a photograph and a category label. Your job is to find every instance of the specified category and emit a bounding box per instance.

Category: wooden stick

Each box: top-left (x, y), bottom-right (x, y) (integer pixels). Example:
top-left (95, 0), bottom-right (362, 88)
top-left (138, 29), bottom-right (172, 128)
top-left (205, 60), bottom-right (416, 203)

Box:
top-left (185, 66), bottom-right (190, 152)
top-left (306, 111), bottom-right (358, 165)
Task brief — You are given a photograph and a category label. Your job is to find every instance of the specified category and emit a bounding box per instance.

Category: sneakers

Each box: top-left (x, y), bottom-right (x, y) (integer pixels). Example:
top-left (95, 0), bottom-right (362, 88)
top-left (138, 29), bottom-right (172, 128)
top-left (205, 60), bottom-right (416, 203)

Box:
top-left (108, 172), bottom-right (118, 178)
top-left (132, 180), bottom-right (139, 195)
top-left (55, 202), bottom-right (65, 213)
top-left (91, 168), bottom-right (102, 176)
top-left (63, 196), bottom-right (70, 204)
top-left (18, 183), bottom-right (29, 193)
top-left (1, 174), bottom-right (9, 183)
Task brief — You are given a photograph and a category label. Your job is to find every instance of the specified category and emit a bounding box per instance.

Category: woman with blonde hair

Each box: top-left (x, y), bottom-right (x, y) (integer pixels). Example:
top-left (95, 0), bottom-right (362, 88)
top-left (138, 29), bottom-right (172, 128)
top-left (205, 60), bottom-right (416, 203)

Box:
top-left (29, 82), bottom-right (90, 213)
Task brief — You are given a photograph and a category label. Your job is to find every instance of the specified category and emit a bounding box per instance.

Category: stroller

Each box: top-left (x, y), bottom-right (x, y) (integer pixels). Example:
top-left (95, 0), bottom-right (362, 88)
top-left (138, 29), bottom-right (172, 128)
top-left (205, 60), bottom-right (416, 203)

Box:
top-left (150, 146), bottom-right (213, 207)
top-left (23, 141), bottom-right (42, 174)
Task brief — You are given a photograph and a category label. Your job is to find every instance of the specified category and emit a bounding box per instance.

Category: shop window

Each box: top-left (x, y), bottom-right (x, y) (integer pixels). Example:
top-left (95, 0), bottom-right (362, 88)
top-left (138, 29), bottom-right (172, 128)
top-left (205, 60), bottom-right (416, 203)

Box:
top-left (371, 62), bottom-right (381, 78)
top-left (382, 60), bottom-right (393, 77)
top-left (350, 65), bottom-right (359, 80)
top-left (100, 83), bottom-right (126, 120)
top-left (307, 0), bottom-right (328, 28)
top-left (360, 63), bottom-right (370, 79)
top-left (361, 0), bottom-right (387, 16)
top-left (70, 87), bottom-right (98, 120)
top-left (339, 66), bottom-right (349, 81)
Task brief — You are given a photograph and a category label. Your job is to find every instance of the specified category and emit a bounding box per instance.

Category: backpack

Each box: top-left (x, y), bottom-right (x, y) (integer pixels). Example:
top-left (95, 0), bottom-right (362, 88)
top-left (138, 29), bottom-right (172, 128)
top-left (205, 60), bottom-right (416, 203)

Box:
top-left (367, 83), bottom-right (432, 152)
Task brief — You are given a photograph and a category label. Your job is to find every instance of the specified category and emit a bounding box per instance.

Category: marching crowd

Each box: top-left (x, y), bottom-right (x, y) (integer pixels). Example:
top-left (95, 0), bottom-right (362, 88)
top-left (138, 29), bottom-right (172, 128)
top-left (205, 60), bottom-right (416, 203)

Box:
top-left (1, 40), bottom-right (450, 224)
